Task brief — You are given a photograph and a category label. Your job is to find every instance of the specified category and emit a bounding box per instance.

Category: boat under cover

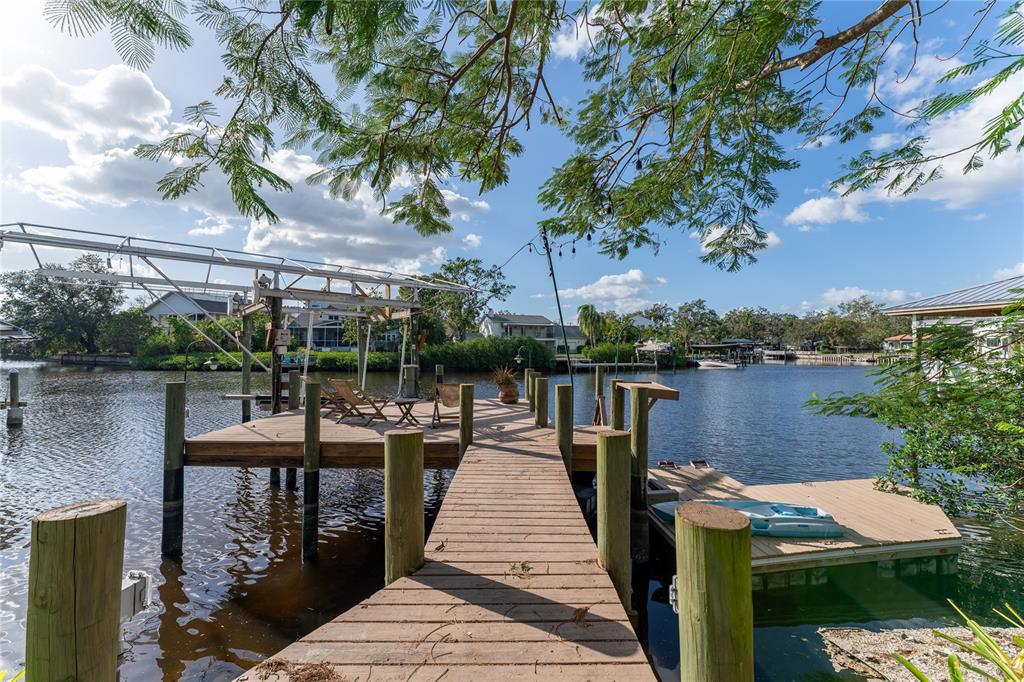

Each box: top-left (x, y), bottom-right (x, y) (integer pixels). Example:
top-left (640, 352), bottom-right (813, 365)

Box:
top-left (651, 499), bottom-right (845, 538)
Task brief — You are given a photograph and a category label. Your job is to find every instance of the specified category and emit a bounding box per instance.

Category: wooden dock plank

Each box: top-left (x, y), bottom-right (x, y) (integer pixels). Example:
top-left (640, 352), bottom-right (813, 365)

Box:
top-left (236, 401), bottom-right (654, 681)
top-left (648, 466), bottom-right (962, 573)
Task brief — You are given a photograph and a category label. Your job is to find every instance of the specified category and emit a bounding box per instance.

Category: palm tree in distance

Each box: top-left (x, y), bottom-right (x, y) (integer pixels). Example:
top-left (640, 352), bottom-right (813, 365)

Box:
top-left (576, 304), bottom-right (604, 348)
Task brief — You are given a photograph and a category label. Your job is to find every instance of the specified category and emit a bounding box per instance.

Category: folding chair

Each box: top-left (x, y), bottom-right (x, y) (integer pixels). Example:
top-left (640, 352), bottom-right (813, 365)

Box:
top-left (328, 378), bottom-right (390, 425)
top-left (431, 383), bottom-right (461, 428)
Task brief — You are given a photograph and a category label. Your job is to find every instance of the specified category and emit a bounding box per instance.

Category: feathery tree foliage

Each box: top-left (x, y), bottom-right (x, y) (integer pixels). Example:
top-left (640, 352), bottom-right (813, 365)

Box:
top-left (47, 0), bottom-right (1024, 267)
top-left (418, 257), bottom-right (514, 340)
top-left (576, 303), bottom-right (604, 345)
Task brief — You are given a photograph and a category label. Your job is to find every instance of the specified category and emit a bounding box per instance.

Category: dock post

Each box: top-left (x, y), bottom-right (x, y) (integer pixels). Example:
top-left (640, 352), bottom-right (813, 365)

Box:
top-left (269, 294), bottom-right (283, 487)
top-left (597, 431), bottom-right (631, 612)
top-left (285, 371), bottom-right (300, 490)
top-left (458, 383), bottom-right (474, 459)
top-left (629, 386), bottom-right (650, 562)
top-left (675, 502), bottom-right (753, 681)
top-left (524, 368), bottom-right (534, 410)
top-left (534, 376), bottom-right (549, 427)
top-left (303, 381), bottom-right (321, 561)
top-left (384, 430), bottom-right (424, 585)
top-left (555, 384), bottom-right (573, 473)
top-left (402, 364), bottom-right (418, 397)
top-left (26, 499), bottom-right (126, 681)
top-left (6, 369), bottom-right (22, 427)
top-left (593, 365), bottom-right (607, 425)
top-left (241, 314), bottom-right (252, 423)
top-left (611, 379), bottom-right (625, 430)
top-left (162, 381), bottom-right (186, 558)
top-left (434, 364), bottom-right (444, 386)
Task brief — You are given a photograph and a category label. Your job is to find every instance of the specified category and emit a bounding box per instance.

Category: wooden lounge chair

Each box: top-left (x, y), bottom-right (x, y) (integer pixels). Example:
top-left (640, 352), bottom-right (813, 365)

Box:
top-left (303, 376), bottom-right (349, 420)
top-left (431, 383), bottom-right (461, 428)
top-left (328, 378), bottom-right (390, 425)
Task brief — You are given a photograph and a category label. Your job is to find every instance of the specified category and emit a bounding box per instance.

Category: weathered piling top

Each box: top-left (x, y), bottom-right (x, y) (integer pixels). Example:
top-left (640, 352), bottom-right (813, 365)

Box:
top-left (236, 401), bottom-right (654, 681)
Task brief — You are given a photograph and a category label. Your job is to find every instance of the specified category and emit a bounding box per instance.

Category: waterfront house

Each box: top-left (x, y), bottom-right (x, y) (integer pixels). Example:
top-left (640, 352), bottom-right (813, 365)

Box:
top-left (479, 313), bottom-right (587, 352)
top-left (882, 334), bottom-right (914, 352)
top-left (288, 307), bottom-right (402, 352)
top-left (144, 292), bottom-right (230, 327)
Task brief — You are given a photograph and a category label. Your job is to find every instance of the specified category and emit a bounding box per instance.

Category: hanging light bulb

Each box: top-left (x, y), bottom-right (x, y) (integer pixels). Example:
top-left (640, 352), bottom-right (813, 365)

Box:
top-left (586, 233), bottom-right (592, 241)
top-left (558, 248), bottom-right (562, 258)
top-left (636, 158), bottom-right (642, 171)
top-left (571, 244), bottom-right (576, 254)
top-left (528, 243), bottom-right (533, 253)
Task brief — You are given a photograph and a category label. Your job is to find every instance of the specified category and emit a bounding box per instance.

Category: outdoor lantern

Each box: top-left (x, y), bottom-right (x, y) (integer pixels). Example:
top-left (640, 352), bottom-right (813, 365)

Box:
top-left (514, 352), bottom-right (523, 365)
top-left (204, 354), bottom-right (219, 371)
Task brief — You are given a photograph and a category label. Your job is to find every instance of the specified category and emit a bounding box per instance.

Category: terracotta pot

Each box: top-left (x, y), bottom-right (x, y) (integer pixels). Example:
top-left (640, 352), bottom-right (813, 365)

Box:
top-left (497, 383), bottom-right (519, 404)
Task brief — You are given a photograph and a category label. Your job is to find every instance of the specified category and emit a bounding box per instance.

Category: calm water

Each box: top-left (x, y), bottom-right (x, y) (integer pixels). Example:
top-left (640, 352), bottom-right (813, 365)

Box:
top-left (0, 362), bottom-right (1021, 680)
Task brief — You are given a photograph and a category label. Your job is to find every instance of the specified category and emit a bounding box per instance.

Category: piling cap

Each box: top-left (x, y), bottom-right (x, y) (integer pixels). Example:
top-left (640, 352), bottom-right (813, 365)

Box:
top-left (675, 501), bottom-right (750, 531)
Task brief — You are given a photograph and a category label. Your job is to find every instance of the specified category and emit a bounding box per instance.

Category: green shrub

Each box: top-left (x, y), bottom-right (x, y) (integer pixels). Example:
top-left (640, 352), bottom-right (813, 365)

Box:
top-left (420, 336), bottom-right (554, 372)
top-left (581, 342), bottom-right (636, 363)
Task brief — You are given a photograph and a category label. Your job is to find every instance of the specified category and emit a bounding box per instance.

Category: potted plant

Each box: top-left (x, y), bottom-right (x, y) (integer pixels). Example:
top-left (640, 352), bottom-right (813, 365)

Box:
top-left (492, 366), bottom-right (519, 404)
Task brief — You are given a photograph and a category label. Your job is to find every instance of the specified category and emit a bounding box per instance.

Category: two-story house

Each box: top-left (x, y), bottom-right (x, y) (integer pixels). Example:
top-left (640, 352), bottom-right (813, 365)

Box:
top-left (479, 314), bottom-right (587, 352)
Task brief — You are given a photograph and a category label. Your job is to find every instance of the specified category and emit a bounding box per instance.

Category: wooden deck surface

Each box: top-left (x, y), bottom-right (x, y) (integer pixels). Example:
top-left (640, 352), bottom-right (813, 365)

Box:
top-left (648, 466), bottom-right (962, 573)
top-left (237, 401), bottom-right (654, 681)
top-left (185, 399), bottom-right (599, 470)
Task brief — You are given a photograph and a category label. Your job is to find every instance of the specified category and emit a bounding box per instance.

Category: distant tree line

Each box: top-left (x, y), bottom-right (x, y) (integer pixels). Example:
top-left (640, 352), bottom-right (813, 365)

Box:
top-left (578, 297), bottom-right (910, 353)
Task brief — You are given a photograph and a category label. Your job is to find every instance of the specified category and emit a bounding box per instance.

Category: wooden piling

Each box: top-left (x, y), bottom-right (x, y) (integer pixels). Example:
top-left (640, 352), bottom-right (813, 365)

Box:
top-left (555, 384), bottom-right (573, 473)
top-left (459, 383), bottom-right (474, 459)
top-left (384, 430), bottom-right (424, 585)
top-left (162, 381), bottom-right (186, 558)
top-left (523, 368), bottom-right (535, 410)
top-left (611, 379), bottom-right (625, 430)
top-left (303, 381), bottom-right (321, 561)
top-left (285, 371), bottom-right (300, 490)
top-left (597, 431), bottom-right (631, 613)
top-left (269, 295), bottom-right (283, 487)
top-left (241, 314), bottom-right (252, 424)
top-left (402, 364), bottom-right (418, 397)
top-left (675, 502), bottom-right (753, 682)
top-left (6, 369), bottom-right (22, 427)
top-left (434, 364), bottom-right (444, 386)
top-left (630, 386), bottom-right (650, 563)
top-left (534, 376), bottom-right (549, 428)
top-left (26, 499), bottom-right (127, 681)
top-left (593, 365), bottom-right (607, 425)
top-left (356, 320), bottom-right (368, 388)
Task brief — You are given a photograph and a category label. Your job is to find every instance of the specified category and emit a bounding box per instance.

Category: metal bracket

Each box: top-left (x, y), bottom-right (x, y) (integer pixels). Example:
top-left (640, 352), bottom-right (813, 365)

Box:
top-left (669, 574), bottom-right (679, 614)
top-left (120, 570), bottom-right (152, 621)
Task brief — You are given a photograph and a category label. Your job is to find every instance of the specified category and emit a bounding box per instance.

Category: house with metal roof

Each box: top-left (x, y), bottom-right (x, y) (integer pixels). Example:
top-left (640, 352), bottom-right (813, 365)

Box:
top-left (883, 275), bottom-right (1024, 332)
top-left (479, 314), bottom-right (587, 351)
top-left (0, 320), bottom-right (35, 342)
top-left (143, 292), bottom-right (231, 326)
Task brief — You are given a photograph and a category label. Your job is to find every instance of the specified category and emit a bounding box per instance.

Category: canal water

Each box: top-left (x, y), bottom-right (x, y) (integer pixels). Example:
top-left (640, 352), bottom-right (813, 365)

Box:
top-left (0, 363), bottom-right (1021, 680)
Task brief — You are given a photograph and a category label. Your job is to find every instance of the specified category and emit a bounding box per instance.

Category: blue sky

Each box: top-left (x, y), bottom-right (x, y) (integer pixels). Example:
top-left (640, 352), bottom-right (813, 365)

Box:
top-left (2, 1), bottom-right (1021, 319)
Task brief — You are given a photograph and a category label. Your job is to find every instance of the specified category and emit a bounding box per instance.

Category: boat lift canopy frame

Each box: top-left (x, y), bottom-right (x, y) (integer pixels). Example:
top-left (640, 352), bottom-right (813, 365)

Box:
top-left (0, 222), bottom-right (474, 374)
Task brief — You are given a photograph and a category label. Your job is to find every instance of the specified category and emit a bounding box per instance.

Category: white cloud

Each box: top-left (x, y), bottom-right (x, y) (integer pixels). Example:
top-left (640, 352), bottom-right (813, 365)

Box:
top-left (3, 66), bottom-right (489, 272)
top-left (764, 231), bottom-right (782, 249)
top-left (558, 269), bottom-right (667, 312)
top-left (785, 194), bottom-right (868, 226)
top-left (963, 212), bottom-right (987, 222)
top-left (994, 262), bottom-right (1024, 280)
top-left (796, 224), bottom-right (814, 233)
top-left (879, 48), bottom-right (963, 113)
top-left (869, 132), bottom-right (903, 150)
top-left (818, 286), bottom-right (920, 307)
top-left (551, 11), bottom-right (603, 60)
top-left (806, 134), bottom-right (836, 149)
top-left (530, 293), bottom-right (546, 299)
top-left (692, 224), bottom-right (781, 253)
top-left (1, 64), bottom-right (171, 159)
top-left (462, 233), bottom-right (482, 249)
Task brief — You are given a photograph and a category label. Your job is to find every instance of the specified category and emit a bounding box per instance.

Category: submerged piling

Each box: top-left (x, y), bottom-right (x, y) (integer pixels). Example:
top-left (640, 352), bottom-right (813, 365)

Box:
top-left (286, 371), bottom-right (300, 490)
top-left (597, 430), bottom-right (631, 612)
top-left (162, 381), bottom-right (186, 558)
top-left (6, 369), bottom-right (22, 427)
top-left (675, 502), bottom-right (753, 681)
top-left (26, 499), bottom-right (126, 681)
top-left (384, 430), bottom-right (424, 585)
top-left (303, 380), bottom-right (321, 560)
top-left (555, 384), bottom-right (573, 473)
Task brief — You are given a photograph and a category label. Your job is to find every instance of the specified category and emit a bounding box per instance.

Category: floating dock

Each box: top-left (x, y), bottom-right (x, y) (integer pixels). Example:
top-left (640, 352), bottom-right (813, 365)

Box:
top-left (235, 401), bottom-right (653, 681)
top-left (647, 466), bottom-right (961, 573)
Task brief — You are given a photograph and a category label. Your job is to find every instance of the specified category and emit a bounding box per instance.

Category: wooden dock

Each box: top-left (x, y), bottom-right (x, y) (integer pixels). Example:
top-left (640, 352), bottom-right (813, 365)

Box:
top-left (236, 401), bottom-right (654, 681)
top-left (185, 399), bottom-right (600, 471)
top-left (647, 466), bottom-right (962, 573)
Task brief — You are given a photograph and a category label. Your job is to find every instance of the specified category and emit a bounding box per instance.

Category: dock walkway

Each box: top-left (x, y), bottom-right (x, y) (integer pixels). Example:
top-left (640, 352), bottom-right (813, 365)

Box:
top-left (238, 402), bottom-right (654, 681)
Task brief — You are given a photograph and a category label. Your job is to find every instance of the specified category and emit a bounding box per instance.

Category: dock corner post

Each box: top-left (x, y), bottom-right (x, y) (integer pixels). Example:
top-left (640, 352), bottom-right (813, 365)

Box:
top-left (611, 379), bottom-right (625, 431)
top-left (162, 380), bottom-right (186, 559)
top-left (285, 371), bottom-right (301, 490)
top-left (458, 383), bottom-right (474, 459)
top-left (6, 369), bottom-right (22, 427)
top-left (595, 365), bottom-right (604, 398)
top-left (597, 430), bottom-right (631, 613)
top-left (629, 386), bottom-right (650, 563)
top-left (534, 376), bottom-right (549, 428)
top-left (302, 381), bottom-right (321, 561)
top-left (523, 368), bottom-right (534, 410)
top-left (555, 384), bottom-right (573, 474)
top-left (384, 429), bottom-right (425, 585)
top-left (675, 502), bottom-right (753, 682)
top-left (402, 364), bottom-right (418, 397)
top-left (27, 499), bottom-right (127, 681)
top-left (434, 364), bottom-right (444, 386)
